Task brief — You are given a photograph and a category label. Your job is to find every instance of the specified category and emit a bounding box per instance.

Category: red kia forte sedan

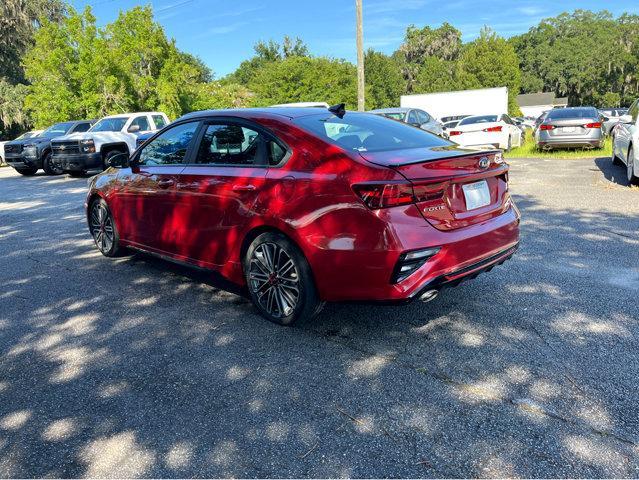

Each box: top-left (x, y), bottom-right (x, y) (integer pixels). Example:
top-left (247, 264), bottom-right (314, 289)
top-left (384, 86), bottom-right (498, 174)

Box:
top-left (86, 106), bottom-right (520, 325)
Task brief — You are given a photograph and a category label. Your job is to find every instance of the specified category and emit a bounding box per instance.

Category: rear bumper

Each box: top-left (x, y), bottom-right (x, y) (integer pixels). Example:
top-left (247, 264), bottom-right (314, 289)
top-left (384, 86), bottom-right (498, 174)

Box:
top-left (536, 132), bottom-right (603, 149)
top-left (55, 152), bottom-right (102, 172)
top-left (310, 202), bottom-right (521, 302)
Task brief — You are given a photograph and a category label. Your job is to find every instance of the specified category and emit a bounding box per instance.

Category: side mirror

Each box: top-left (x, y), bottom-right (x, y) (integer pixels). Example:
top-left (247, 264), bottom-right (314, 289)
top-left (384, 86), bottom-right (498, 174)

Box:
top-left (106, 152), bottom-right (130, 168)
top-left (620, 114), bottom-right (633, 124)
top-left (128, 124), bottom-right (141, 133)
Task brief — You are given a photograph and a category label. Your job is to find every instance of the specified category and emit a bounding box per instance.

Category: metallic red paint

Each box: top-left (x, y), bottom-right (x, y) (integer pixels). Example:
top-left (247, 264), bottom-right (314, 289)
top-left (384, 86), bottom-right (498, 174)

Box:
top-left (86, 108), bottom-right (520, 304)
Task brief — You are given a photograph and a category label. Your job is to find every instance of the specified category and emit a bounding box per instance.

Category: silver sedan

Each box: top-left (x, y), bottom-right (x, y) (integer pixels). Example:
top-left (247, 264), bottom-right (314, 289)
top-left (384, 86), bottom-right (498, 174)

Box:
top-left (611, 101), bottom-right (639, 185)
top-left (535, 107), bottom-right (604, 150)
top-left (369, 107), bottom-right (444, 136)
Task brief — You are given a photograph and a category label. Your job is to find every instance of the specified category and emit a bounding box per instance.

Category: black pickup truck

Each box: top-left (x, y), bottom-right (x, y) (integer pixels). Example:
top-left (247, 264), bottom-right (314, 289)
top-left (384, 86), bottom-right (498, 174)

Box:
top-left (5, 120), bottom-right (95, 176)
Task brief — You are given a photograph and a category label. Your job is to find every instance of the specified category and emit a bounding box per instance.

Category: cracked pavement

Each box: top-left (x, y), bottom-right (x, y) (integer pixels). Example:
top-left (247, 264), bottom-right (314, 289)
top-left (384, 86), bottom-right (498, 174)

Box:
top-left (0, 156), bottom-right (638, 477)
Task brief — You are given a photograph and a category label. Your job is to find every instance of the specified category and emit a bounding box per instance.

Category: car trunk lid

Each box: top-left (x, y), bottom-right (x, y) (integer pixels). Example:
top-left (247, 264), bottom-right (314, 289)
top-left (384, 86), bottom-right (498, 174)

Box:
top-left (358, 146), bottom-right (511, 231)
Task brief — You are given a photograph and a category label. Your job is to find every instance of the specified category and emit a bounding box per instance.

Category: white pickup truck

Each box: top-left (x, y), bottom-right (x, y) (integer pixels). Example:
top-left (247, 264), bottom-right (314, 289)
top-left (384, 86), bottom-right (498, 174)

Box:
top-left (51, 111), bottom-right (169, 176)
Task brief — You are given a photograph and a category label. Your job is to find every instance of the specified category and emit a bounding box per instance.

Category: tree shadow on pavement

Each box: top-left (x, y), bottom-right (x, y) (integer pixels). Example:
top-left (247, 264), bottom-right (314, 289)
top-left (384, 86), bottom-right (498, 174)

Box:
top-left (0, 164), bottom-right (638, 477)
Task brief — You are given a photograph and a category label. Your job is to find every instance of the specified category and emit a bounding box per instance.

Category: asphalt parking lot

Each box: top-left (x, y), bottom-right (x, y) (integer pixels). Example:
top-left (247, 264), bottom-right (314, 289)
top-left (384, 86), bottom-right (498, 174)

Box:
top-left (0, 157), bottom-right (638, 478)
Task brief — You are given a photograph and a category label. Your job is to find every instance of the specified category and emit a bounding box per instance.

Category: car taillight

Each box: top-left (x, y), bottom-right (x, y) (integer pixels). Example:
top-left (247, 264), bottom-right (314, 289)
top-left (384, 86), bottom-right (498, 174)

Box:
top-left (539, 124), bottom-right (554, 131)
top-left (448, 130), bottom-right (462, 136)
top-left (352, 183), bottom-right (414, 209)
top-left (483, 126), bottom-right (502, 132)
top-left (584, 122), bottom-right (602, 129)
top-left (353, 182), bottom-right (445, 209)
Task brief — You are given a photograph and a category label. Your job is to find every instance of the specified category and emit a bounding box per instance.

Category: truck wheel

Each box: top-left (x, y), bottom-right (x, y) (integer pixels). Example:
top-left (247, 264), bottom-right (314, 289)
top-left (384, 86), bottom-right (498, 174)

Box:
top-left (16, 167), bottom-right (38, 176)
top-left (42, 151), bottom-right (63, 175)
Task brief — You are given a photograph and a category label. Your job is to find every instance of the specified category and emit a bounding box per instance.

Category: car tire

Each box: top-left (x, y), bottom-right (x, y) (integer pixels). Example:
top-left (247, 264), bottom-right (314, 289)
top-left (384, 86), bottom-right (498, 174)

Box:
top-left (244, 232), bottom-right (324, 326)
top-left (15, 167), bottom-right (38, 176)
top-left (89, 198), bottom-right (122, 257)
top-left (506, 135), bottom-right (512, 152)
top-left (611, 139), bottom-right (622, 165)
top-left (42, 151), bottom-right (63, 175)
top-left (628, 146), bottom-right (639, 186)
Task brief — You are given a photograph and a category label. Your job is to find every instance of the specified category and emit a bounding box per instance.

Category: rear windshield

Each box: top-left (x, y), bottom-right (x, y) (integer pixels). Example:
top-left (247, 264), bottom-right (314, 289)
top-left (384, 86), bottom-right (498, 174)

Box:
top-left (294, 113), bottom-right (451, 152)
top-left (459, 115), bottom-right (498, 125)
top-left (546, 108), bottom-right (598, 120)
top-left (378, 112), bottom-right (404, 121)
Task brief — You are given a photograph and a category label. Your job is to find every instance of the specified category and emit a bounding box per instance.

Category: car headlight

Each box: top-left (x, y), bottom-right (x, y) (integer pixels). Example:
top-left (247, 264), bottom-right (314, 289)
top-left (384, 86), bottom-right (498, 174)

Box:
top-left (80, 139), bottom-right (96, 153)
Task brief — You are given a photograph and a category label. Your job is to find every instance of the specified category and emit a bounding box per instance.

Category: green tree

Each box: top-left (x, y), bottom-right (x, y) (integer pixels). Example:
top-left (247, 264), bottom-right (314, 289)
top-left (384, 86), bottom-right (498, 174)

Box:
top-left (364, 49), bottom-right (404, 109)
top-left (224, 36), bottom-right (309, 86)
top-left (457, 28), bottom-right (522, 115)
top-left (249, 56), bottom-right (357, 108)
top-left (397, 23), bottom-right (462, 91)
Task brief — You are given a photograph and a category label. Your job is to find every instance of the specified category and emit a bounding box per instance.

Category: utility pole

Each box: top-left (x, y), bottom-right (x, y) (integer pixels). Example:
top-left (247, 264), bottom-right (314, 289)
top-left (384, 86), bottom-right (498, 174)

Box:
top-left (356, 0), bottom-right (365, 111)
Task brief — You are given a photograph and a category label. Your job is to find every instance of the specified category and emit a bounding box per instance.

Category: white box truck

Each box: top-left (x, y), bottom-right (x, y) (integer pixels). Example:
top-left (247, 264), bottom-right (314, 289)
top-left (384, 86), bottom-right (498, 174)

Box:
top-left (401, 87), bottom-right (508, 121)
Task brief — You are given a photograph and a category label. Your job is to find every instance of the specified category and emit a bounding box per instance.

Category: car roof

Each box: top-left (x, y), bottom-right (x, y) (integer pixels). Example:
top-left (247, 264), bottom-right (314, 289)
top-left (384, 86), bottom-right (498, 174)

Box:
top-left (369, 108), bottom-right (410, 113)
top-left (100, 112), bottom-right (166, 119)
top-left (177, 107), bottom-right (345, 122)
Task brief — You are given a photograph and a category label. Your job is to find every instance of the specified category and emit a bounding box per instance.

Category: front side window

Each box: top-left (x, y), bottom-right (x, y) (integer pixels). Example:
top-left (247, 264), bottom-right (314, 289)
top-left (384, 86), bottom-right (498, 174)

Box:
top-left (91, 117), bottom-right (129, 132)
top-left (195, 123), bottom-right (264, 166)
top-left (138, 122), bottom-right (199, 166)
top-left (294, 113), bottom-right (452, 152)
top-left (129, 116), bottom-right (150, 132)
top-left (152, 115), bottom-right (167, 129)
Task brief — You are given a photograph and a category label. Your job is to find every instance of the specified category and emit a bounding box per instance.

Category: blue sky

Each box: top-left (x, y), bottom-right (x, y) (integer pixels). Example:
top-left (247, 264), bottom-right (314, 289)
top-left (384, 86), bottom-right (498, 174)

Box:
top-left (70, 0), bottom-right (639, 78)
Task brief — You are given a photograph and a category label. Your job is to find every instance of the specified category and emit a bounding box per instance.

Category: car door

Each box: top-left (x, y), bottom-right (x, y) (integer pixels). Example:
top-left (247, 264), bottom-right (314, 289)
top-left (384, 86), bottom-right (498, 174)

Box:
top-left (172, 119), bottom-right (274, 268)
top-left (617, 101), bottom-right (637, 164)
top-left (113, 120), bottom-right (200, 252)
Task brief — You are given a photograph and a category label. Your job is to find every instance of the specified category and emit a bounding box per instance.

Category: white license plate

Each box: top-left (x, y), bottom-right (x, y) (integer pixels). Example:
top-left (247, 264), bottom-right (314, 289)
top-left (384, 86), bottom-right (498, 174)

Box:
top-left (561, 126), bottom-right (577, 133)
top-left (462, 180), bottom-right (491, 210)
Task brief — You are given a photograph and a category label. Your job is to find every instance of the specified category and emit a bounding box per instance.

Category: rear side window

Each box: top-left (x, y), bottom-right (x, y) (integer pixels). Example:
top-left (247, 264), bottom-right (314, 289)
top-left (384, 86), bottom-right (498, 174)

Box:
top-left (294, 113), bottom-right (451, 153)
top-left (138, 121), bottom-right (198, 166)
top-left (416, 110), bottom-right (431, 124)
top-left (153, 115), bottom-right (167, 129)
top-left (546, 108), bottom-right (598, 120)
top-left (407, 110), bottom-right (419, 124)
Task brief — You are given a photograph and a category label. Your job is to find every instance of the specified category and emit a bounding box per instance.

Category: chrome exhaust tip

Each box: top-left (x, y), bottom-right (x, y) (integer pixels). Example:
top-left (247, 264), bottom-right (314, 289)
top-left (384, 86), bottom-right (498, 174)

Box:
top-left (419, 289), bottom-right (439, 303)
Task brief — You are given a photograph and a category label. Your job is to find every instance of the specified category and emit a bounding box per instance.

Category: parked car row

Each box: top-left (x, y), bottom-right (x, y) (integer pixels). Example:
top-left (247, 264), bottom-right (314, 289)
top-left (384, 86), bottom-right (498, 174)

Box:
top-left (3, 112), bottom-right (169, 177)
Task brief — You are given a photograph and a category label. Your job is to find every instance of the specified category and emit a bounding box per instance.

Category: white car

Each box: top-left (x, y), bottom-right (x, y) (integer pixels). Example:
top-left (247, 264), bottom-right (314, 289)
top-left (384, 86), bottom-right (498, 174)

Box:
top-left (611, 102), bottom-right (639, 185)
top-left (447, 114), bottom-right (523, 150)
top-left (51, 112), bottom-right (169, 176)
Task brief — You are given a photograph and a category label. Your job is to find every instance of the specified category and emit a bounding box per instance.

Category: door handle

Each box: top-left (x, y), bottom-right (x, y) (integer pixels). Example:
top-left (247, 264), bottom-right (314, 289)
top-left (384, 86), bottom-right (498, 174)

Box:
top-left (157, 179), bottom-right (175, 188)
top-left (232, 184), bottom-right (256, 192)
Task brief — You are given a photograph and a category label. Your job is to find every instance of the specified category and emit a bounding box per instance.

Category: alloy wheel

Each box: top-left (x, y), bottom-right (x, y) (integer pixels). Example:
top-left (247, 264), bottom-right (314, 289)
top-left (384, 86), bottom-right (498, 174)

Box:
top-left (90, 201), bottom-right (115, 254)
top-left (248, 242), bottom-right (300, 319)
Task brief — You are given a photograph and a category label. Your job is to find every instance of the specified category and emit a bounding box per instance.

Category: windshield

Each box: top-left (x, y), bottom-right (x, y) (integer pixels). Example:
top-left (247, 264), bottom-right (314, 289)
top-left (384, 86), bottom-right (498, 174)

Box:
top-left (40, 122), bottom-right (74, 138)
top-left (459, 115), bottom-right (498, 126)
top-left (90, 117), bottom-right (128, 132)
top-left (294, 113), bottom-right (451, 152)
top-left (546, 108), bottom-right (598, 120)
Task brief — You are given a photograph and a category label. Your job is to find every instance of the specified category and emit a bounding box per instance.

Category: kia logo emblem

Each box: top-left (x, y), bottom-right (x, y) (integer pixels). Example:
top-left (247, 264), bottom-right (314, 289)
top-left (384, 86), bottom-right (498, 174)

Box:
top-left (479, 157), bottom-right (490, 169)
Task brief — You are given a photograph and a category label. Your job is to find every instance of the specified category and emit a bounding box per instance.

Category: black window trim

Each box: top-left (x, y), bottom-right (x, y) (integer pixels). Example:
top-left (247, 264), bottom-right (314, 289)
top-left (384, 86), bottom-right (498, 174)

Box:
top-left (131, 119), bottom-right (203, 167)
top-left (182, 116), bottom-right (292, 169)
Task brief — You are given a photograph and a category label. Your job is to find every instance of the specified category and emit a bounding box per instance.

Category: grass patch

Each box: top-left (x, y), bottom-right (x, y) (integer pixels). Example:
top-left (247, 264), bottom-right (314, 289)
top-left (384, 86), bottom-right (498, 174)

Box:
top-left (505, 131), bottom-right (612, 159)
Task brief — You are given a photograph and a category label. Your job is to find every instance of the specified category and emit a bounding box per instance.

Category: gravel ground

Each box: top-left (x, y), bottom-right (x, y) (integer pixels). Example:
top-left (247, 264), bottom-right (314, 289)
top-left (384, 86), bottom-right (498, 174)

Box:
top-left (0, 157), bottom-right (638, 478)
